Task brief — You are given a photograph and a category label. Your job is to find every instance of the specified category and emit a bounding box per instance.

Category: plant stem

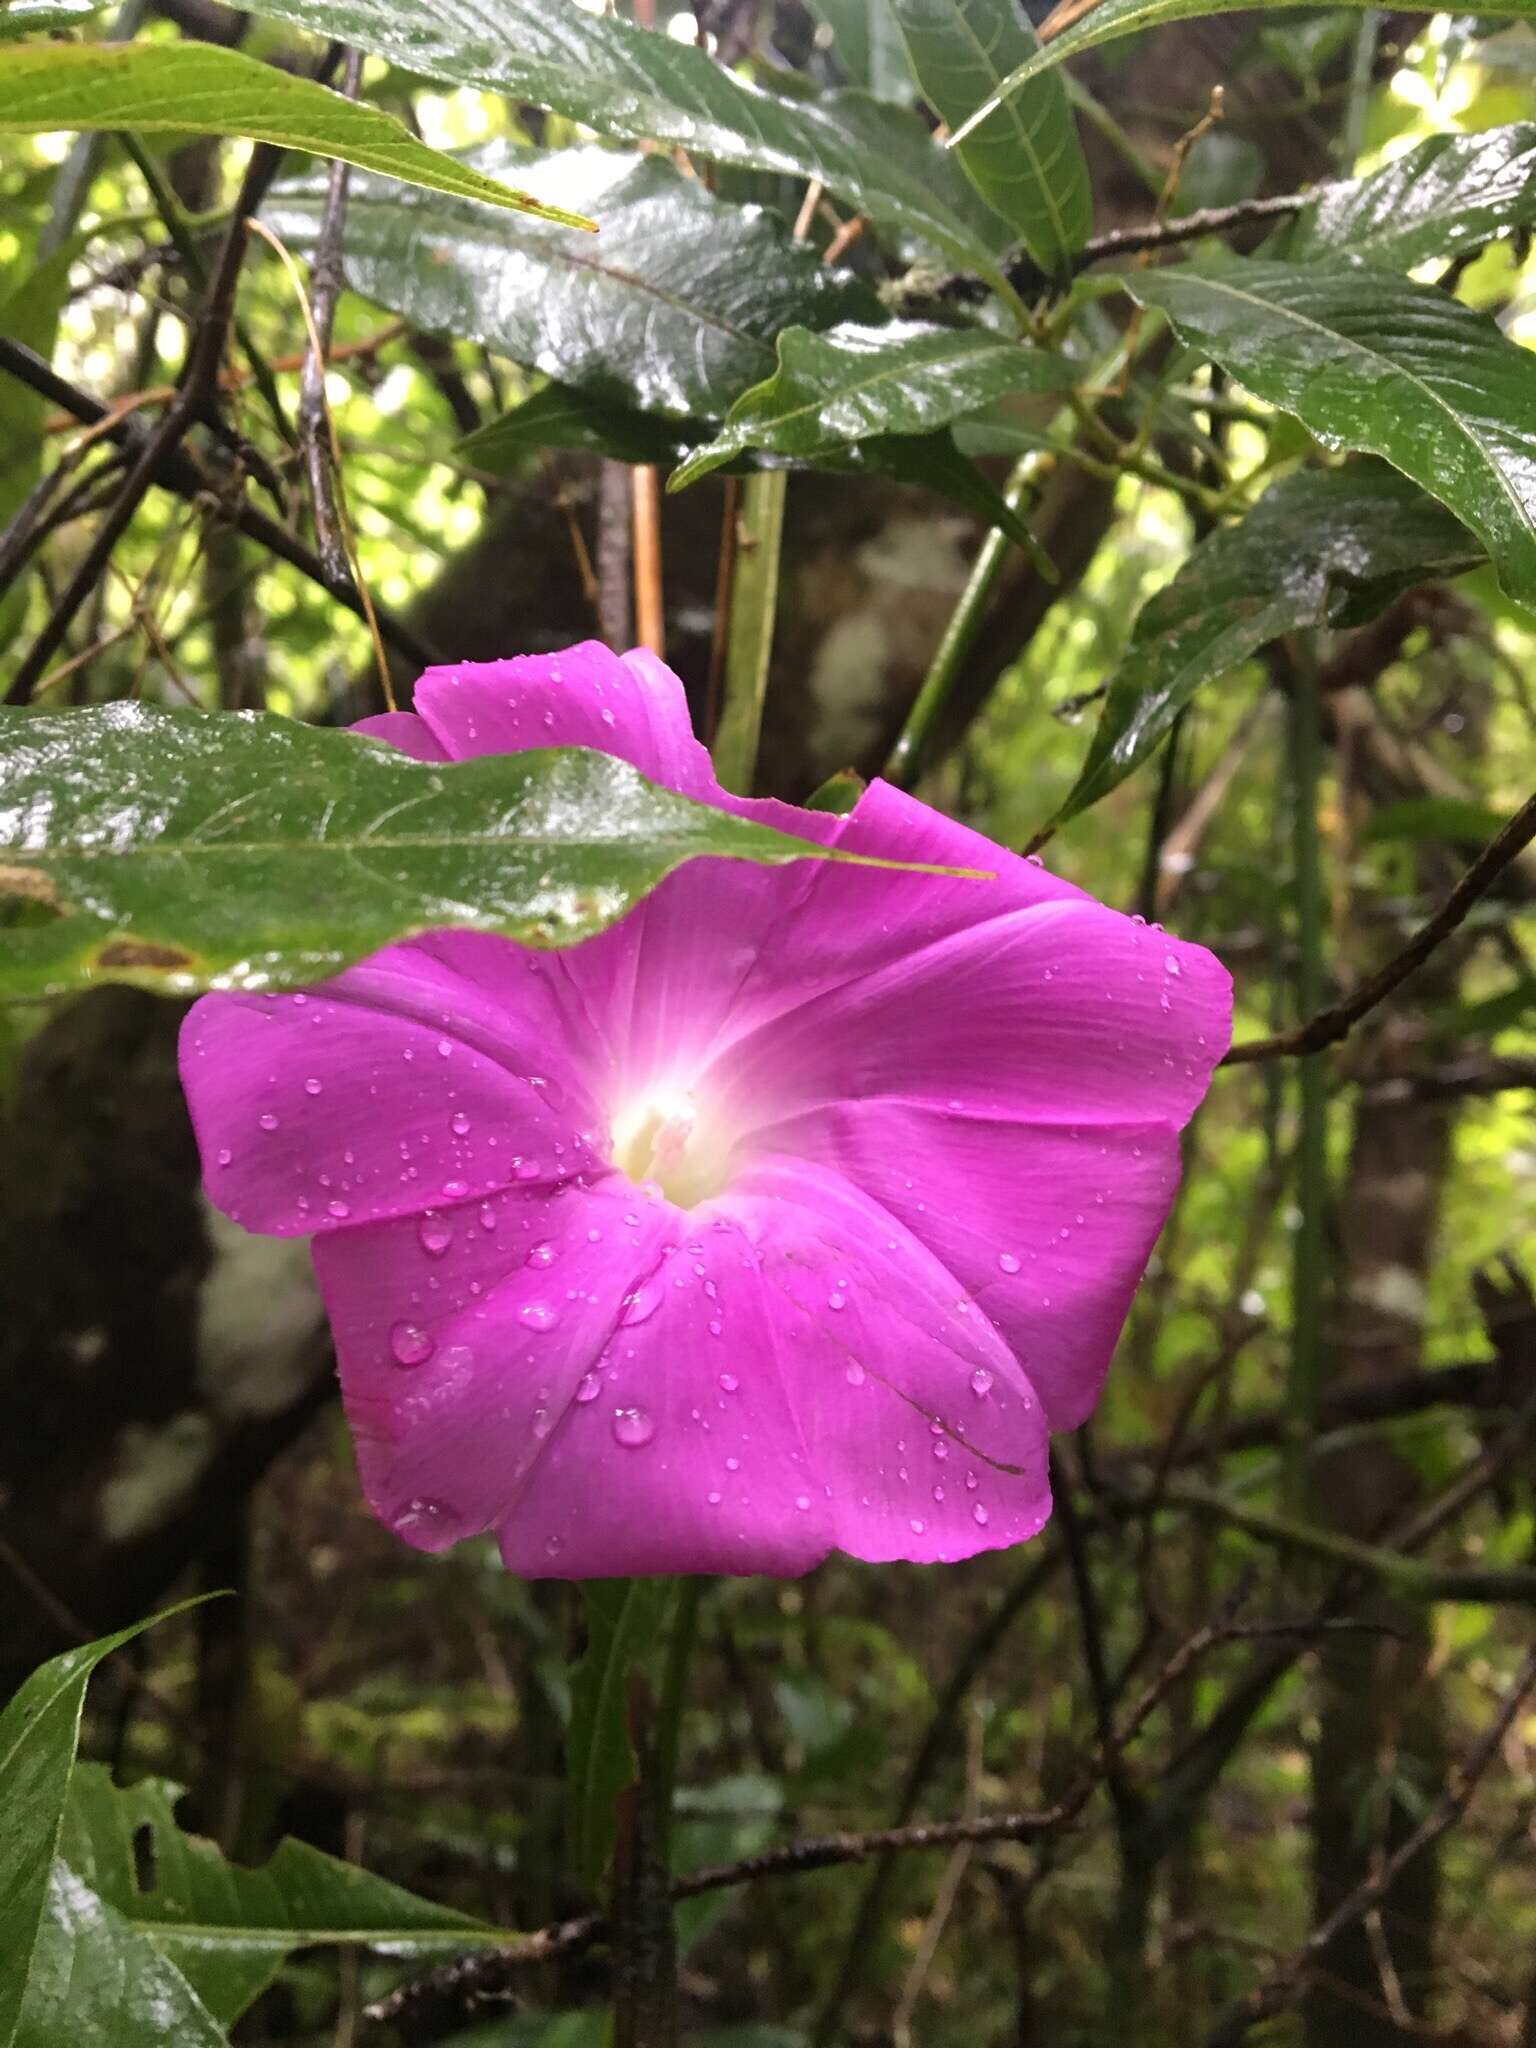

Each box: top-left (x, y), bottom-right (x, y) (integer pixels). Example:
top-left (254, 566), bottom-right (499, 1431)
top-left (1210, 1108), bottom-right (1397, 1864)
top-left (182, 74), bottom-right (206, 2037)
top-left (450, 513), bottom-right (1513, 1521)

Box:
top-left (650, 1577), bottom-right (703, 1872)
top-left (711, 469), bottom-right (786, 796)
top-left (883, 450), bottom-right (1049, 789)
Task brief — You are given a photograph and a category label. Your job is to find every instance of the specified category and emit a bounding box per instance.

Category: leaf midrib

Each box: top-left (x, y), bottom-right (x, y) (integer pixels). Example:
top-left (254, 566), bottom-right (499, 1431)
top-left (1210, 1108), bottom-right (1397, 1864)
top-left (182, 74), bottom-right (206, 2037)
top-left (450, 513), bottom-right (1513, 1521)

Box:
top-left (935, 0), bottom-right (1073, 255)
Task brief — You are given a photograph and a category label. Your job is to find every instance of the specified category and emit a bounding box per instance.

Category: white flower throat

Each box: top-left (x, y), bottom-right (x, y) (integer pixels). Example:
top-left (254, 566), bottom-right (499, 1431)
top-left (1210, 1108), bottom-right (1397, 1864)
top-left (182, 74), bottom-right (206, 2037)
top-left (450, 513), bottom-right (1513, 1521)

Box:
top-left (611, 1084), bottom-right (734, 1208)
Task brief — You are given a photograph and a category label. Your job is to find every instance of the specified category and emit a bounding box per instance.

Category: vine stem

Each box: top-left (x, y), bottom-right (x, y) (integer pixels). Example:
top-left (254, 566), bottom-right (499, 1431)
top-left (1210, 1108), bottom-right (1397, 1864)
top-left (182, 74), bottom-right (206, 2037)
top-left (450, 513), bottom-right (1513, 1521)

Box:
top-left (710, 470), bottom-right (786, 796)
top-left (883, 450), bottom-right (1050, 789)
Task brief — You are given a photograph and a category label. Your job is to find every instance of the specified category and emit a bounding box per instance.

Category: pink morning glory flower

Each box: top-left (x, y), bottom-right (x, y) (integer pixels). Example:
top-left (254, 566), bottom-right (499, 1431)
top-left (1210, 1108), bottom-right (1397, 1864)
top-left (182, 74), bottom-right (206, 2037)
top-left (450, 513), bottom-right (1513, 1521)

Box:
top-left (179, 642), bottom-right (1231, 1578)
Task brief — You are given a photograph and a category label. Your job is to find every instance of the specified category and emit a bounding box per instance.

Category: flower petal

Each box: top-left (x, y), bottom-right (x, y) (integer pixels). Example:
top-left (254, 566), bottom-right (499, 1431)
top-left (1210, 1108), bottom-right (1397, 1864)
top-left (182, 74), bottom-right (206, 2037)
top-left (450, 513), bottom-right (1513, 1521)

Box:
top-left (733, 1159), bottom-right (1053, 1563)
top-left (716, 898), bottom-right (1232, 1133)
top-left (767, 1105), bottom-right (1183, 1430)
top-left (180, 935), bottom-right (605, 1236)
top-left (351, 711), bottom-right (449, 762)
top-left (411, 642), bottom-right (717, 796)
top-left (315, 1174), bottom-right (672, 1554)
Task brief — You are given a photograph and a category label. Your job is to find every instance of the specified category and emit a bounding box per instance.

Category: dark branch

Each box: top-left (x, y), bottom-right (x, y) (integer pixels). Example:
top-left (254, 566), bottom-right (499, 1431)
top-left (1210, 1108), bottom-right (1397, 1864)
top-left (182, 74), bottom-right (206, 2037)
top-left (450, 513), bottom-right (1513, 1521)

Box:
top-left (1202, 1644), bottom-right (1536, 2047)
top-left (298, 47), bottom-right (361, 585)
top-left (1223, 789), bottom-right (1536, 1064)
top-left (0, 338), bottom-right (430, 675)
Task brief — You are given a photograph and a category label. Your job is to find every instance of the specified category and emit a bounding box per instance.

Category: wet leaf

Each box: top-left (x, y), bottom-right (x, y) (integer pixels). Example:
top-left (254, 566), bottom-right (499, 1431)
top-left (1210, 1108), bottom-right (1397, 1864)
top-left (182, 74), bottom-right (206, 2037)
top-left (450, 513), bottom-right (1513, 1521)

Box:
top-left (0, 40), bottom-right (593, 224)
top-left (1290, 123), bottom-right (1536, 271)
top-left (1058, 462), bottom-right (1481, 820)
top-left (0, 705), bottom-right (850, 1002)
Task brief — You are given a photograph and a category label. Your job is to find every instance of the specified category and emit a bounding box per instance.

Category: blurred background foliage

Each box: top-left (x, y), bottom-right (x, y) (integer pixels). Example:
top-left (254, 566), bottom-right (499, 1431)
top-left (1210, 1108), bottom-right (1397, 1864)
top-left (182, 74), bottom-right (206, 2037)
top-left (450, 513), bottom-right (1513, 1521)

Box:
top-left (3, 0), bottom-right (1536, 2043)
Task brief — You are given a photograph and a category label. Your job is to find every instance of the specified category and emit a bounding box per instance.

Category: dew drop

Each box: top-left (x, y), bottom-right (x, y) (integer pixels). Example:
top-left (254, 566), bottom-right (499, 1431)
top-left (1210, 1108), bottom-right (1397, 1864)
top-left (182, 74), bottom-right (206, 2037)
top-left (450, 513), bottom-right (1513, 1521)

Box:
top-left (390, 1321), bottom-right (435, 1367)
top-left (442, 1178), bottom-right (470, 1198)
top-left (827, 1290), bottom-right (846, 1311)
top-left (794, 1494), bottom-right (811, 1512)
top-left (612, 1406), bottom-right (655, 1448)
top-left (258, 1112), bottom-right (279, 1132)
top-left (972, 1503), bottom-right (990, 1527)
top-left (575, 1371), bottom-right (603, 1403)
top-left (997, 1251), bottom-right (1021, 1274)
top-left (303, 1075), bottom-right (322, 1096)
top-left (707, 1488), bottom-right (722, 1504)
top-left (970, 1368), bottom-right (994, 1397)
top-left (418, 1213), bottom-right (454, 1257)
top-left (718, 1372), bottom-right (739, 1393)
top-left (545, 1535), bottom-right (563, 1558)
top-left (450, 1110), bottom-right (472, 1135)
top-left (845, 1361), bottom-right (866, 1387)
top-left (478, 1203), bottom-right (499, 1232)
top-left (513, 1157), bottom-right (542, 1182)
top-left (216, 1147), bottom-right (232, 1167)
top-left (526, 1241), bottom-right (558, 1269)
top-left (520, 1301), bottom-right (560, 1331)
top-left (327, 1198), bottom-right (351, 1219)
top-left (909, 1517), bottom-right (926, 1535)
top-left (436, 1038), bottom-right (453, 1058)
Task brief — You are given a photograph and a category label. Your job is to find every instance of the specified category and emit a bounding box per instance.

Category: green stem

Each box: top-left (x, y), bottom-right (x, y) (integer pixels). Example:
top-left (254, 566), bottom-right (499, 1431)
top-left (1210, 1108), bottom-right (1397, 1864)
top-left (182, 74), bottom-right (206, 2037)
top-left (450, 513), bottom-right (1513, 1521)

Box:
top-left (883, 450), bottom-right (1049, 789)
top-left (1286, 641), bottom-right (1328, 1513)
top-left (711, 470), bottom-right (786, 797)
top-left (651, 1577), bottom-right (704, 1872)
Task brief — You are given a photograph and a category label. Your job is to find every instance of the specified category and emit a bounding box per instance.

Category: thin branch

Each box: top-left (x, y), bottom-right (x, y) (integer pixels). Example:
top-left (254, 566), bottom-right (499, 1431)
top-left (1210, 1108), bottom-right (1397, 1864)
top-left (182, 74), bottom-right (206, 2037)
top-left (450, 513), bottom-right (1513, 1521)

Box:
top-left (0, 338), bottom-right (430, 670)
top-left (299, 48), bottom-right (362, 586)
top-left (1223, 789), bottom-right (1536, 1064)
top-left (1202, 1646), bottom-right (1536, 2048)
top-left (6, 141), bottom-right (284, 703)
top-left (364, 1801), bottom-right (1074, 2031)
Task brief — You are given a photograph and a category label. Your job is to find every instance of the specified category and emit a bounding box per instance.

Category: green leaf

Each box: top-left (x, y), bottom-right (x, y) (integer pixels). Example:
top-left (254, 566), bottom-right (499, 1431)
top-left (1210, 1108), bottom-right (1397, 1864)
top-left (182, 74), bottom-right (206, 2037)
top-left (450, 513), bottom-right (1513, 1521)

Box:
top-left (0, 1), bottom-right (103, 36)
top-left (945, 0), bottom-right (1536, 150)
top-left (669, 319), bottom-right (1070, 486)
top-left (1360, 797), bottom-right (1512, 849)
top-left (59, 1766), bottom-right (504, 2028)
top-left (17, 1871), bottom-right (229, 2048)
top-left (0, 704), bottom-right (853, 1002)
top-left (889, 0), bottom-right (1089, 268)
top-left (804, 768), bottom-right (867, 814)
top-left (270, 146), bottom-right (874, 421)
top-left (567, 1581), bottom-right (674, 1895)
top-left (805, 0), bottom-right (914, 100)
top-left (460, 385), bottom-right (701, 470)
top-left (240, 0), bottom-right (1020, 288)
top-left (850, 431), bottom-right (1058, 572)
top-left (1058, 462), bottom-right (1481, 821)
top-left (1290, 124), bottom-right (1536, 272)
top-left (0, 40), bottom-right (593, 226)
top-left (0, 1603), bottom-right (213, 2048)
top-left (1114, 258), bottom-right (1536, 605)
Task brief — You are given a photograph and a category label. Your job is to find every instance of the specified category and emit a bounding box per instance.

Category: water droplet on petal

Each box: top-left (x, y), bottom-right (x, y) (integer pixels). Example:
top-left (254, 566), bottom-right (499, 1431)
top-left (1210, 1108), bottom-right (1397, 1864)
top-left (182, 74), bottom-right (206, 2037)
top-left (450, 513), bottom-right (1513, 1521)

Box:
top-left (909, 1517), bottom-right (926, 1535)
top-left (442, 1179), bottom-right (469, 1198)
top-left (327, 1198), bottom-right (351, 1219)
top-left (575, 1371), bottom-right (603, 1404)
top-left (973, 1503), bottom-right (990, 1527)
top-left (478, 1203), bottom-right (499, 1232)
top-left (970, 1368), bottom-right (994, 1397)
top-left (436, 1039), bottom-right (453, 1058)
top-left (418, 1213), bottom-right (454, 1257)
top-left (521, 1301), bottom-right (560, 1331)
top-left (513, 1157), bottom-right (542, 1182)
top-left (719, 1373), bottom-right (739, 1393)
top-left (612, 1406), bottom-right (655, 1448)
top-left (827, 1290), bottom-right (846, 1311)
top-left (998, 1251), bottom-right (1021, 1274)
top-left (846, 1361), bottom-right (866, 1386)
top-left (795, 1494), bottom-right (811, 1512)
top-left (303, 1075), bottom-right (322, 1096)
top-left (390, 1321), bottom-right (434, 1367)
top-left (258, 1112), bottom-right (279, 1132)
top-left (450, 1111), bottom-right (472, 1135)
top-left (526, 1241), bottom-right (557, 1269)
top-left (216, 1147), bottom-right (232, 1167)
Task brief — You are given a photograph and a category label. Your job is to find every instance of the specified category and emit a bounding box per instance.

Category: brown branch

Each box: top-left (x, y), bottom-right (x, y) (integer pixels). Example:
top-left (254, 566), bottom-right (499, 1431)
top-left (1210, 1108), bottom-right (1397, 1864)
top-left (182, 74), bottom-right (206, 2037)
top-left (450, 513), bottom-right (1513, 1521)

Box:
top-left (0, 338), bottom-right (430, 669)
top-left (363, 1801), bottom-right (1073, 2031)
top-left (6, 141), bottom-right (285, 704)
top-left (1202, 1645), bottom-right (1536, 2048)
top-left (298, 47), bottom-right (362, 586)
top-left (1223, 789), bottom-right (1536, 1064)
